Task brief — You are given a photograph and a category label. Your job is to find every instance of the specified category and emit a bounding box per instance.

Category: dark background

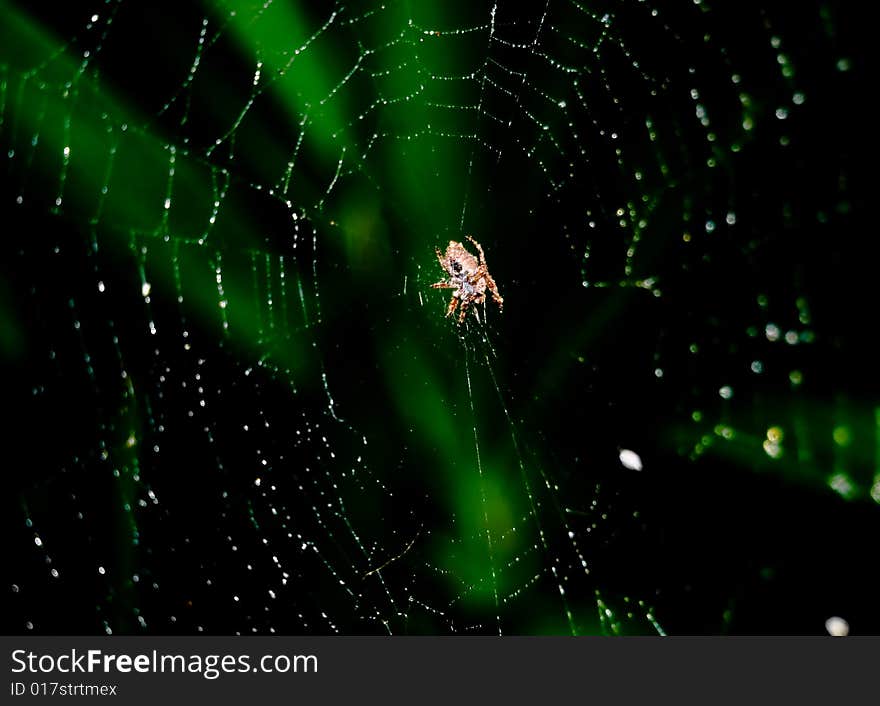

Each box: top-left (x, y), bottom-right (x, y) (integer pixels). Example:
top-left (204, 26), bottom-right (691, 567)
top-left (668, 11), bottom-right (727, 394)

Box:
top-left (2, 0), bottom-right (877, 635)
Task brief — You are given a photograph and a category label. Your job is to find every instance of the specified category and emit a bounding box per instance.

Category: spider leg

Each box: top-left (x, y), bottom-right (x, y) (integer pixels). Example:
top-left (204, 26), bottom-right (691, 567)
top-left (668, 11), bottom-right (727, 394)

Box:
top-left (470, 267), bottom-right (502, 310)
top-left (486, 276), bottom-right (504, 309)
top-left (445, 295), bottom-right (459, 318)
top-left (435, 247), bottom-right (447, 269)
top-left (466, 235), bottom-right (486, 265)
top-left (458, 297), bottom-right (471, 324)
top-left (431, 280), bottom-right (455, 289)
top-left (468, 266), bottom-right (490, 289)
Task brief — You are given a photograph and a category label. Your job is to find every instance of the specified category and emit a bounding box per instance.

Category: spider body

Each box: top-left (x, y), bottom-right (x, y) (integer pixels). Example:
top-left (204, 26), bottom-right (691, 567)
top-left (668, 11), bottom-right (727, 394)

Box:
top-left (431, 236), bottom-right (503, 323)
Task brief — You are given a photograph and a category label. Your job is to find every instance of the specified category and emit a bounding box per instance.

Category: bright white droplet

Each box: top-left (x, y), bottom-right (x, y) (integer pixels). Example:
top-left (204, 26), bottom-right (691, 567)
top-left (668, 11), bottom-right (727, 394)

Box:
top-left (825, 616), bottom-right (849, 636)
top-left (619, 449), bottom-right (643, 471)
top-left (141, 282), bottom-right (151, 297)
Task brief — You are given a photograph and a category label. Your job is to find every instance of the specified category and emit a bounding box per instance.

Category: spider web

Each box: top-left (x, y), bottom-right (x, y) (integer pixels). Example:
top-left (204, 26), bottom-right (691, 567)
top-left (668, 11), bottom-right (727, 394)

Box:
top-left (2, 0), bottom-right (873, 635)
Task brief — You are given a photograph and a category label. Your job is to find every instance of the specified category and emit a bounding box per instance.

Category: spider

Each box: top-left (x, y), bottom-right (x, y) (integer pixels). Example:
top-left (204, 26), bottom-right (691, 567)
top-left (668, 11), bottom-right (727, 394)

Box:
top-left (431, 236), bottom-right (503, 324)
